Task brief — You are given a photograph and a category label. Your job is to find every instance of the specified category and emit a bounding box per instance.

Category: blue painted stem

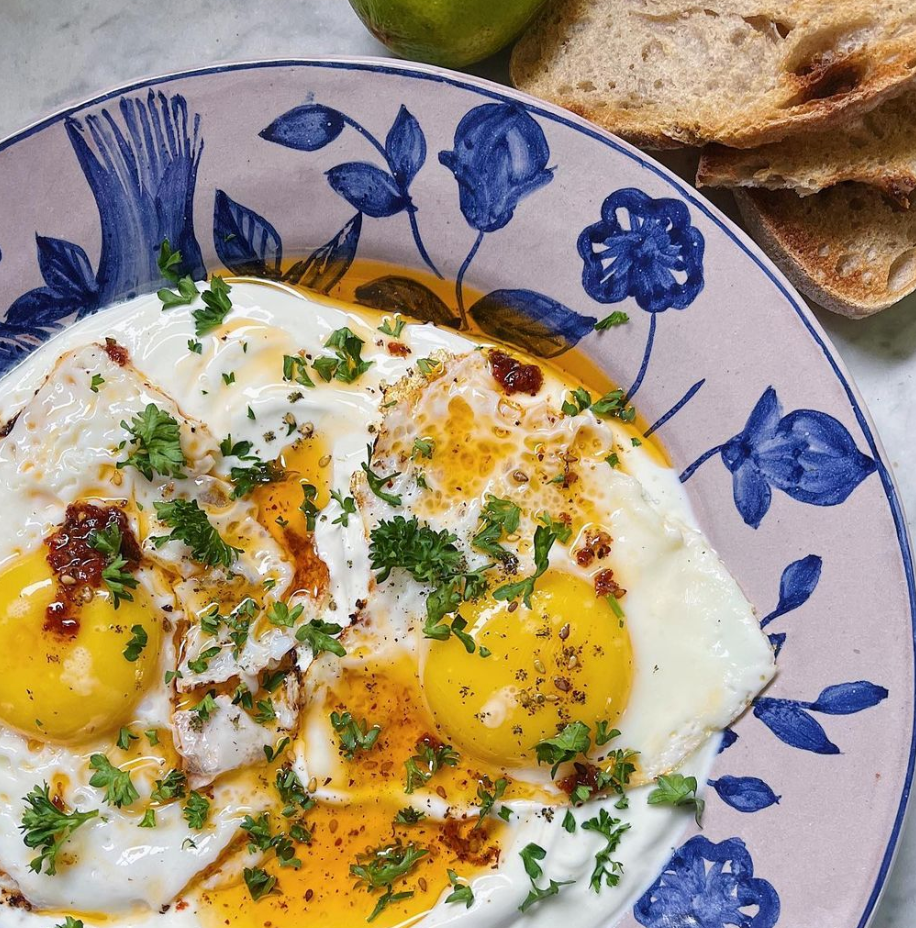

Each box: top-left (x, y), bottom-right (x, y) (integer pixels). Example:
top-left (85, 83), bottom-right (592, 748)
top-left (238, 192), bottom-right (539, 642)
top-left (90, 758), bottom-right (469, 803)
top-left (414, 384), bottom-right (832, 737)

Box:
top-left (407, 206), bottom-right (443, 279)
top-left (624, 313), bottom-right (657, 402)
top-left (645, 379), bottom-right (705, 437)
top-left (341, 114), bottom-right (442, 279)
top-left (679, 443), bottom-right (725, 483)
top-left (456, 231), bottom-right (484, 328)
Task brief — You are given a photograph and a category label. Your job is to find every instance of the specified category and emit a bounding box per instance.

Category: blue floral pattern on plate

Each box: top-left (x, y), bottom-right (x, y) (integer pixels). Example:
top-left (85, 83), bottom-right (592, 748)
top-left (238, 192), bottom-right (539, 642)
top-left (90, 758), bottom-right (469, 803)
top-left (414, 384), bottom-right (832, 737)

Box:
top-left (0, 63), bottom-right (910, 928)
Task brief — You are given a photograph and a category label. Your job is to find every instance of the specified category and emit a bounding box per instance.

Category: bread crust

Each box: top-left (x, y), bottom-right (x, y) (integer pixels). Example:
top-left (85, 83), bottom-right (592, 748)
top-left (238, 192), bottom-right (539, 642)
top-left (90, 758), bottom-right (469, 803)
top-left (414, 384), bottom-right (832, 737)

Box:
top-left (510, 0), bottom-right (916, 150)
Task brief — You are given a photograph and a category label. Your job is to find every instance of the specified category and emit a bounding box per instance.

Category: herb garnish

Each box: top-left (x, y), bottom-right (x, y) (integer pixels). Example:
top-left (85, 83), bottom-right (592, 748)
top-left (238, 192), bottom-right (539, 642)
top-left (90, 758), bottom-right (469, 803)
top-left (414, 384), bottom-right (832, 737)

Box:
top-left (378, 315), bottom-right (406, 338)
top-left (445, 870), bottom-right (474, 908)
top-left (404, 739), bottom-right (459, 794)
top-left (475, 777), bottom-right (508, 829)
top-left (89, 755), bottom-right (138, 808)
top-left (88, 524), bottom-right (138, 609)
top-left (581, 809), bottom-right (630, 892)
top-left (647, 773), bottom-right (705, 826)
top-left (118, 404), bottom-right (186, 480)
top-left (518, 843), bottom-right (573, 912)
top-left (243, 866), bottom-right (277, 901)
top-left (183, 791), bottom-right (210, 829)
top-left (350, 843), bottom-right (428, 922)
top-left (314, 327), bottom-right (372, 384)
top-left (193, 276), bottom-right (233, 335)
top-left (330, 489), bottom-right (357, 526)
top-left (295, 618), bottom-right (346, 658)
top-left (362, 446), bottom-right (402, 506)
top-left (395, 807), bottom-right (425, 825)
top-left (492, 523), bottom-right (557, 608)
top-left (283, 354), bottom-right (315, 388)
top-left (594, 311), bottom-right (629, 330)
top-left (153, 498), bottom-right (241, 567)
top-left (151, 769), bottom-right (187, 804)
top-left (122, 624), bottom-right (148, 662)
top-left (157, 239), bottom-right (197, 309)
top-left (331, 711), bottom-right (382, 759)
top-left (20, 783), bottom-right (98, 875)
top-left (472, 496), bottom-right (520, 561)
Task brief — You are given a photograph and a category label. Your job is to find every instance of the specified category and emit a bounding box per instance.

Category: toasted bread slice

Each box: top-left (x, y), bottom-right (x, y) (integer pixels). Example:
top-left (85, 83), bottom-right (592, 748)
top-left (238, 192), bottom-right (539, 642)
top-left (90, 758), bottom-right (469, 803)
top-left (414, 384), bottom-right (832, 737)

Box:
top-left (698, 92), bottom-right (916, 207)
top-left (734, 185), bottom-right (916, 316)
top-left (511, 0), bottom-right (916, 149)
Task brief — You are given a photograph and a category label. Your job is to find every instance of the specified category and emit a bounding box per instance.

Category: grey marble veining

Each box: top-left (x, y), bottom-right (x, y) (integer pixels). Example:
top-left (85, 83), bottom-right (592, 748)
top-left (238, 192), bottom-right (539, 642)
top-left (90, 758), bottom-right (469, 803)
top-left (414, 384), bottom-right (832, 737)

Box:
top-left (0, 0), bottom-right (913, 923)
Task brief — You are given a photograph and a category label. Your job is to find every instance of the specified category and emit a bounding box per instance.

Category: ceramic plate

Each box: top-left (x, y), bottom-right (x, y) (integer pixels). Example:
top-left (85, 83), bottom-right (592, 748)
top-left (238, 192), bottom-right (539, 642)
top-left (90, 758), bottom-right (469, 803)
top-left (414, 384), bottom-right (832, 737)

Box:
top-left (0, 59), bottom-right (911, 928)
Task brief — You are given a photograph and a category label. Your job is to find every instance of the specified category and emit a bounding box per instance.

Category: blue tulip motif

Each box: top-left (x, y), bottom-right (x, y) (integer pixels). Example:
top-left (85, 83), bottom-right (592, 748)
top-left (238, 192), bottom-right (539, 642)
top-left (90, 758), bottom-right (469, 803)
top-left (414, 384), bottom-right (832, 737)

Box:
top-left (680, 386), bottom-right (876, 528)
top-left (439, 102), bottom-right (554, 326)
top-left (2, 91), bottom-right (204, 374)
top-left (634, 836), bottom-right (780, 928)
top-left (260, 102), bottom-right (440, 278)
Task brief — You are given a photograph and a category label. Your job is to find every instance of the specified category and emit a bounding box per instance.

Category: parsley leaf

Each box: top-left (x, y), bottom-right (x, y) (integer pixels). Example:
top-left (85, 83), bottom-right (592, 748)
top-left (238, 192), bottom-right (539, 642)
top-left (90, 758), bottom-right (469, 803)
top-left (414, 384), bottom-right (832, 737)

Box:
top-left (123, 624), bottom-right (148, 662)
top-left (89, 374), bottom-right (104, 393)
top-left (518, 843), bottom-right (573, 912)
top-left (379, 315), bottom-right (406, 338)
top-left (594, 311), bottom-right (629, 330)
top-left (492, 523), bottom-right (557, 608)
top-left (331, 711), bottom-right (382, 759)
top-left (89, 754), bottom-right (138, 808)
top-left (475, 777), bottom-right (508, 829)
top-left (267, 601), bottom-right (303, 628)
top-left (445, 870), bottom-right (474, 908)
top-left (362, 446), bottom-right (402, 506)
top-left (157, 239), bottom-right (198, 309)
top-left (404, 739), bottom-right (459, 794)
top-left (411, 437), bottom-right (434, 460)
top-left (537, 511), bottom-right (572, 544)
top-left (313, 327), bottom-right (372, 384)
top-left (193, 276), bottom-right (233, 335)
top-left (282, 354), bottom-right (315, 388)
top-left (647, 773), bottom-right (705, 827)
top-left (243, 866), bottom-right (277, 901)
top-left (57, 918), bottom-right (84, 928)
top-left (395, 807), bottom-right (425, 825)
top-left (331, 489), bottom-right (357, 526)
top-left (88, 524), bottom-right (138, 609)
top-left (118, 404), bottom-right (186, 481)
top-left (591, 389), bottom-right (636, 422)
top-left (183, 791), bottom-right (210, 830)
top-left (581, 809), bottom-right (630, 892)
top-left (295, 619), bottom-right (346, 658)
top-left (151, 769), bottom-right (187, 804)
top-left (561, 387), bottom-right (593, 417)
top-left (139, 809), bottom-right (157, 829)
top-left (153, 498), bottom-right (241, 567)
top-left (275, 765), bottom-right (313, 818)
top-left (370, 516), bottom-right (463, 585)
top-left (472, 496), bottom-right (520, 561)
top-left (562, 810), bottom-right (577, 833)
top-left (19, 783), bottom-right (98, 875)
top-left (350, 843), bottom-right (428, 921)
top-left (300, 483), bottom-right (319, 531)
top-left (533, 721), bottom-right (592, 777)
top-left (229, 457), bottom-right (285, 498)
top-left (116, 727), bottom-right (138, 751)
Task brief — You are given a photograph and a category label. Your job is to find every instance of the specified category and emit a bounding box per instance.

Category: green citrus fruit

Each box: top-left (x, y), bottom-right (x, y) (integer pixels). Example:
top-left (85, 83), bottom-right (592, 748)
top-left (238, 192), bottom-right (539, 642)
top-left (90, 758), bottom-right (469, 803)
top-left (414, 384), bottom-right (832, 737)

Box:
top-left (349, 0), bottom-right (548, 68)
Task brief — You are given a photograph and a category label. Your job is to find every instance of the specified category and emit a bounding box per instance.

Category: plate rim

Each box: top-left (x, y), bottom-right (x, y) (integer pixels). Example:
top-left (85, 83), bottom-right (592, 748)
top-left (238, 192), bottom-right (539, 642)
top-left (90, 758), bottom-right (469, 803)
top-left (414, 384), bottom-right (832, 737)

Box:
top-left (1, 55), bottom-right (913, 927)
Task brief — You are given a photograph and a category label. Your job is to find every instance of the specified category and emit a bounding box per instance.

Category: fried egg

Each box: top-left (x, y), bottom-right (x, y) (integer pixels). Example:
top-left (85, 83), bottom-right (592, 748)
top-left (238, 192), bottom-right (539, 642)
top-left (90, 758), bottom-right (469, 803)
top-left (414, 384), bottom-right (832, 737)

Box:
top-left (0, 279), bottom-right (775, 928)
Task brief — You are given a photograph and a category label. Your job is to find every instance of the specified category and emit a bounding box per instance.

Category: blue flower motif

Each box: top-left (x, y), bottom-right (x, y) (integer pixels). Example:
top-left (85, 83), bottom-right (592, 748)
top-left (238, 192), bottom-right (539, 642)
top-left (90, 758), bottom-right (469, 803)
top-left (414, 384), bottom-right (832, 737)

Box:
top-left (2, 91), bottom-right (204, 375)
top-left (578, 188), bottom-right (704, 313)
top-left (439, 103), bottom-right (553, 234)
top-left (681, 387), bottom-right (876, 528)
top-left (634, 836), bottom-right (780, 928)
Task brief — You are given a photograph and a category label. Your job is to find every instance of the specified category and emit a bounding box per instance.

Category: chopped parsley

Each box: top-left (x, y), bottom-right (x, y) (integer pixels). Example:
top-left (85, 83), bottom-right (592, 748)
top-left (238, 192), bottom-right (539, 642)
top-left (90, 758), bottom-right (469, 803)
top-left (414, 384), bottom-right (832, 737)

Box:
top-left (151, 769), bottom-right (187, 804)
top-left (192, 692), bottom-right (218, 723)
top-left (560, 386), bottom-right (636, 422)
top-left (378, 315), bottom-right (406, 338)
top-left (267, 601), bottom-right (303, 628)
top-left (89, 374), bottom-right (104, 393)
top-left (404, 739), bottom-right (459, 794)
top-left (230, 457), bottom-right (285, 498)
top-left (350, 842), bottom-right (428, 922)
top-left (411, 437), bottom-right (434, 460)
top-left (89, 755), bottom-right (138, 808)
top-left (139, 809), bottom-right (157, 829)
top-left (275, 765), bottom-right (313, 818)
top-left (331, 711), bottom-right (382, 759)
top-left (183, 791), bottom-right (210, 830)
top-left (561, 387), bottom-right (593, 417)
top-left (20, 783), bottom-right (98, 875)
top-left (187, 645), bottom-right (221, 674)
top-left (581, 809), bottom-right (630, 892)
top-left (243, 866), bottom-right (277, 901)
top-left (445, 870), bottom-right (474, 908)
top-left (537, 511), bottom-right (572, 544)
top-left (594, 311), bottom-right (629, 330)
top-left (313, 327), bottom-right (372, 384)
top-left (562, 810), bottom-right (577, 833)
top-left (534, 721), bottom-right (592, 777)
top-left (300, 483), bottom-right (319, 531)
top-left (116, 727), bottom-right (138, 751)
top-left (295, 618), bottom-right (346, 658)
top-left (518, 843), bottom-right (573, 912)
top-left (157, 239), bottom-right (198, 309)
top-left (492, 523), bottom-right (557, 608)
top-left (475, 777), bottom-right (508, 829)
top-left (193, 276), bottom-right (233, 335)
top-left (57, 918), bottom-right (84, 928)
top-left (362, 446), bottom-right (402, 506)
top-left (152, 498), bottom-right (241, 567)
top-left (122, 624), bottom-right (148, 662)
top-left (647, 773), bottom-right (705, 826)
top-left (254, 698), bottom-right (276, 724)
top-left (188, 339), bottom-right (203, 354)
top-left (330, 489), bottom-right (357, 526)
top-left (118, 404), bottom-right (186, 481)
top-left (394, 807), bottom-right (425, 825)
top-left (472, 496), bottom-right (520, 561)
top-left (283, 354), bottom-right (315, 388)
top-left (88, 524), bottom-right (138, 609)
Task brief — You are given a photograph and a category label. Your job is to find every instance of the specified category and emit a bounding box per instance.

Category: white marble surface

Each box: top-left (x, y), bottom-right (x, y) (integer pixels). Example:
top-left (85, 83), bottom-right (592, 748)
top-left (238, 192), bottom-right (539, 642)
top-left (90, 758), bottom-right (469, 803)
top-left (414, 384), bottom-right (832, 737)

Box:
top-left (1, 0), bottom-right (914, 923)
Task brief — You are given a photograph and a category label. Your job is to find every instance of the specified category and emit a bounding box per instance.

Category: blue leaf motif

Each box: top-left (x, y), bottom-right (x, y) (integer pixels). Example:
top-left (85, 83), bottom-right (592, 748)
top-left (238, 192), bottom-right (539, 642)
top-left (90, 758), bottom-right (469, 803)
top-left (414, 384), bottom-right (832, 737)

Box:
top-left (720, 387), bottom-right (876, 528)
top-left (386, 106), bottom-right (426, 189)
top-left (260, 103), bottom-right (345, 151)
top-left (355, 276), bottom-right (459, 328)
top-left (326, 163), bottom-right (407, 218)
top-left (284, 212), bottom-right (362, 294)
top-left (767, 632), bottom-right (787, 659)
top-left (808, 681), bottom-right (888, 715)
top-left (634, 836), bottom-right (780, 928)
top-left (213, 190), bottom-right (283, 278)
top-left (578, 188), bottom-right (705, 313)
top-left (753, 698), bottom-right (839, 754)
top-left (718, 728), bottom-right (739, 753)
top-left (761, 555), bottom-right (822, 627)
top-left (35, 236), bottom-right (98, 304)
top-left (439, 103), bottom-right (553, 234)
top-left (468, 289), bottom-right (596, 358)
top-left (709, 777), bottom-right (781, 813)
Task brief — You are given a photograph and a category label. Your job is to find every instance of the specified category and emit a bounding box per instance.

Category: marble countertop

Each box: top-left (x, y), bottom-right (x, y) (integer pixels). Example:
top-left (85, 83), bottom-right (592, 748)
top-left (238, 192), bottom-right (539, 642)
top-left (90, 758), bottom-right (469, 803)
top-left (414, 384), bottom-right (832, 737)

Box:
top-left (2, 1), bottom-right (914, 923)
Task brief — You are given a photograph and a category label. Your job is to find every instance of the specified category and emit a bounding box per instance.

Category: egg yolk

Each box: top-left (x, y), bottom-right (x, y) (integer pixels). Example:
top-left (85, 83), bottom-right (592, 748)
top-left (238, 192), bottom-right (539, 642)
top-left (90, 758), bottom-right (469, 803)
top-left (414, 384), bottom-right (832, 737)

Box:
top-left (423, 570), bottom-right (633, 768)
top-left (0, 550), bottom-right (162, 743)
